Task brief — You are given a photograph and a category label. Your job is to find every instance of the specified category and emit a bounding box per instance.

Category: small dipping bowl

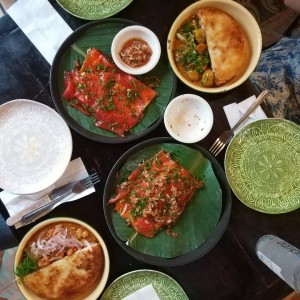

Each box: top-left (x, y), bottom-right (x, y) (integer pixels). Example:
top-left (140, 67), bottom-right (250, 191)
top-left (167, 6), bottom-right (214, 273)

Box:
top-left (111, 25), bottom-right (161, 75)
top-left (164, 94), bottom-right (213, 143)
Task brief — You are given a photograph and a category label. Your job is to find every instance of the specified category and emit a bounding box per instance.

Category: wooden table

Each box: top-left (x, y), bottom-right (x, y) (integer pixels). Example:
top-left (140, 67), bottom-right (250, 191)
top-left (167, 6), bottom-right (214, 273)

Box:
top-left (0, 1), bottom-right (299, 299)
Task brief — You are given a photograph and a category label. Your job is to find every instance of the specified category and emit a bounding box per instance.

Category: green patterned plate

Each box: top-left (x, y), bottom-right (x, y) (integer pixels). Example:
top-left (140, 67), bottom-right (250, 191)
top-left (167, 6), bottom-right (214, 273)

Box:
top-left (57, 0), bottom-right (133, 20)
top-left (225, 118), bottom-right (300, 214)
top-left (100, 269), bottom-right (189, 300)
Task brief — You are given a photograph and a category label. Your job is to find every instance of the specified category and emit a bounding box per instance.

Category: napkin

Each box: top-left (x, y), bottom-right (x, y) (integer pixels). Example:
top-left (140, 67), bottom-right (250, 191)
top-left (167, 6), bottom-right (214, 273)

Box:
top-left (7, 0), bottom-right (73, 65)
top-left (122, 284), bottom-right (160, 300)
top-left (1, 157), bottom-right (95, 229)
top-left (223, 95), bottom-right (268, 135)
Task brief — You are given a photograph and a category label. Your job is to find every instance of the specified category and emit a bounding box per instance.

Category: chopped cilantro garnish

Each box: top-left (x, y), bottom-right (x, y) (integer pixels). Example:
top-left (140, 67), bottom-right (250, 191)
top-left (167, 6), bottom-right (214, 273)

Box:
top-left (15, 253), bottom-right (38, 278)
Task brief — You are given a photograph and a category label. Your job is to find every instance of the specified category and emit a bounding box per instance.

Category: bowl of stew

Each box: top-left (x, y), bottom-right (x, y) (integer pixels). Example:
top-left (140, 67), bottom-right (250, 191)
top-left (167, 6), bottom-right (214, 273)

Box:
top-left (111, 25), bottom-right (161, 75)
top-left (167, 0), bottom-right (262, 93)
top-left (14, 217), bottom-right (110, 300)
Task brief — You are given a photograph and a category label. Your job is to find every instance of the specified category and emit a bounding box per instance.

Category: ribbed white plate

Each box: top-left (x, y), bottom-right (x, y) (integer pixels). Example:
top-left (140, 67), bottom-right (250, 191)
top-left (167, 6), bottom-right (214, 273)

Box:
top-left (0, 99), bottom-right (72, 194)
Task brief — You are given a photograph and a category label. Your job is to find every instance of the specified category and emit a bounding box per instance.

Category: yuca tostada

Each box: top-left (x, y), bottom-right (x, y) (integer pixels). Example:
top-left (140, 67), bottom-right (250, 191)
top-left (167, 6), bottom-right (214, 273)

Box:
top-left (198, 7), bottom-right (250, 86)
top-left (63, 48), bottom-right (158, 137)
top-left (108, 150), bottom-right (204, 238)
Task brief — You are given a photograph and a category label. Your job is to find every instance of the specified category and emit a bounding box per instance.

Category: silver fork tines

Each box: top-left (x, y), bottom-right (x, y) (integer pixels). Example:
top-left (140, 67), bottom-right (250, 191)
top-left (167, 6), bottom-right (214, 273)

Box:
top-left (73, 172), bottom-right (100, 192)
top-left (85, 172), bottom-right (100, 186)
top-left (22, 172), bottom-right (100, 224)
top-left (209, 90), bottom-right (269, 157)
top-left (209, 133), bottom-right (231, 156)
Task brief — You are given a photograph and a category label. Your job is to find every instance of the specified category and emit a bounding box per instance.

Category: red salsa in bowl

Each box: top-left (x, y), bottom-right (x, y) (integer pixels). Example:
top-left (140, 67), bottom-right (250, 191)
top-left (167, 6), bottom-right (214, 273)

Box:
top-left (111, 25), bottom-right (161, 75)
top-left (119, 38), bottom-right (153, 68)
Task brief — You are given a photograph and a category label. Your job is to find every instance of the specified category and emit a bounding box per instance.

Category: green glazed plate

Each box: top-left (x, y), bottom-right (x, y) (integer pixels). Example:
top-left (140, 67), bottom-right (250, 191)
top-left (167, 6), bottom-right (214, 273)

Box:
top-left (101, 269), bottom-right (189, 300)
top-left (57, 0), bottom-right (133, 20)
top-left (225, 118), bottom-right (300, 214)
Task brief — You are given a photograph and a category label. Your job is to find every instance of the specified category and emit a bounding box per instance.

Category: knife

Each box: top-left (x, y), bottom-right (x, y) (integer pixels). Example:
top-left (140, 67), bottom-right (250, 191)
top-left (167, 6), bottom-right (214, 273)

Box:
top-left (6, 180), bottom-right (80, 226)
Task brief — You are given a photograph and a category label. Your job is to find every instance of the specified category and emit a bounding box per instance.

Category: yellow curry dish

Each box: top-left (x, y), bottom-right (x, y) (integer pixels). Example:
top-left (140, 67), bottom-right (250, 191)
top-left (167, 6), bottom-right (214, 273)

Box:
top-left (14, 219), bottom-right (109, 300)
top-left (172, 7), bottom-right (250, 88)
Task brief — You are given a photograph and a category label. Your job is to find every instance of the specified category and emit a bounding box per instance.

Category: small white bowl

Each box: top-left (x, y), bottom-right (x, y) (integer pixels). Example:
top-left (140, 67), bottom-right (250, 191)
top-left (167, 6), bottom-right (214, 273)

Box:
top-left (164, 94), bottom-right (213, 143)
top-left (111, 25), bottom-right (161, 75)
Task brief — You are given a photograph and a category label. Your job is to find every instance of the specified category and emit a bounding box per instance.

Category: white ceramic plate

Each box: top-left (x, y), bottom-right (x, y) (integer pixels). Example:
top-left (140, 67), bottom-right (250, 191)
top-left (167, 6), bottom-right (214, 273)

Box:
top-left (0, 99), bottom-right (72, 194)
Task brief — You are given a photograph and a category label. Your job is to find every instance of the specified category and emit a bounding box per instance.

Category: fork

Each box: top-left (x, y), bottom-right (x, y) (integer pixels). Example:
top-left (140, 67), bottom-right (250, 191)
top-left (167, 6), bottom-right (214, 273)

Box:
top-left (209, 90), bottom-right (269, 156)
top-left (22, 172), bottom-right (100, 224)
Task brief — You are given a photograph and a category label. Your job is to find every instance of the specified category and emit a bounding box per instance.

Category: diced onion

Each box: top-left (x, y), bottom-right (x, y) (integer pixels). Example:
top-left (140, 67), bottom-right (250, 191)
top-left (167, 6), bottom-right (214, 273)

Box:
top-left (176, 33), bottom-right (188, 43)
top-left (30, 226), bottom-right (85, 257)
top-left (83, 240), bottom-right (92, 252)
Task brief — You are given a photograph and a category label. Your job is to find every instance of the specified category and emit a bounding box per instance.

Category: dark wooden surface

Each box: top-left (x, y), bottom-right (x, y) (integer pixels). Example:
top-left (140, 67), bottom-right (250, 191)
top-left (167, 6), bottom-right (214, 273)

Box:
top-left (0, 1), bottom-right (299, 299)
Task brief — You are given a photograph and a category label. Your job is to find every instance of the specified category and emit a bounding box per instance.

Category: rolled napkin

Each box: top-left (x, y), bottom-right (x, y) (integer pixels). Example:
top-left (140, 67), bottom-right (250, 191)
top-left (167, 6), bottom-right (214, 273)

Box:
top-left (223, 95), bottom-right (268, 135)
top-left (7, 0), bottom-right (72, 65)
top-left (1, 157), bottom-right (95, 229)
top-left (122, 284), bottom-right (160, 300)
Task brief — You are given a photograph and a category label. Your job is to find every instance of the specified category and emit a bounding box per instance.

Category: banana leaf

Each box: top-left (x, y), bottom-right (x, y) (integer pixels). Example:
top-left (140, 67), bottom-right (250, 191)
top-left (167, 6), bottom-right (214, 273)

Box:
top-left (56, 21), bottom-right (174, 137)
top-left (110, 143), bottom-right (222, 258)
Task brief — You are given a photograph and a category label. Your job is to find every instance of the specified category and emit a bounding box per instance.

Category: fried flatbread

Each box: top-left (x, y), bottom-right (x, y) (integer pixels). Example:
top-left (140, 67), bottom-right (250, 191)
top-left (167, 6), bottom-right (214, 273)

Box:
top-left (198, 7), bottom-right (250, 86)
top-left (23, 243), bottom-right (104, 300)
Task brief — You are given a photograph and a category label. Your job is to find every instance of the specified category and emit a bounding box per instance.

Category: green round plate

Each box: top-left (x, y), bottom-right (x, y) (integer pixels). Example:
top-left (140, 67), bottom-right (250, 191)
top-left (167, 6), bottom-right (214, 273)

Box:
top-left (225, 118), bottom-right (300, 214)
top-left (101, 269), bottom-right (189, 300)
top-left (57, 0), bottom-right (133, 20)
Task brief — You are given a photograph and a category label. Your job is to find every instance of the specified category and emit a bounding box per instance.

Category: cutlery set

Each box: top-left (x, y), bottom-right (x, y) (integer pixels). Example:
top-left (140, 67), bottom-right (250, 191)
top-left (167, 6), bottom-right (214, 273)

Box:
top-left (6, 172), bottom-right (100, 226)
top-left (209, 90), bottom-right (269, 156)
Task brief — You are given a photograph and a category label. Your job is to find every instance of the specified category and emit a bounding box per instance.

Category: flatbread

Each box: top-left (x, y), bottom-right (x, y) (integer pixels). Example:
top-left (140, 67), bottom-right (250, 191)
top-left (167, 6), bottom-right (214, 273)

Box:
top-left (198, 7), bottom-right (250, 86)
top-left (23, 243), bottom-right (104, 300)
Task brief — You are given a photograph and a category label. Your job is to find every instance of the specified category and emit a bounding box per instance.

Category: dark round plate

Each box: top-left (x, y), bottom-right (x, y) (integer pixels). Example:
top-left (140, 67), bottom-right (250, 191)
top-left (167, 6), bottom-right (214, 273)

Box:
top-left (103, 137), bottom-right (232, 267)
top-left (50, 19), bottom-right (176, 143)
